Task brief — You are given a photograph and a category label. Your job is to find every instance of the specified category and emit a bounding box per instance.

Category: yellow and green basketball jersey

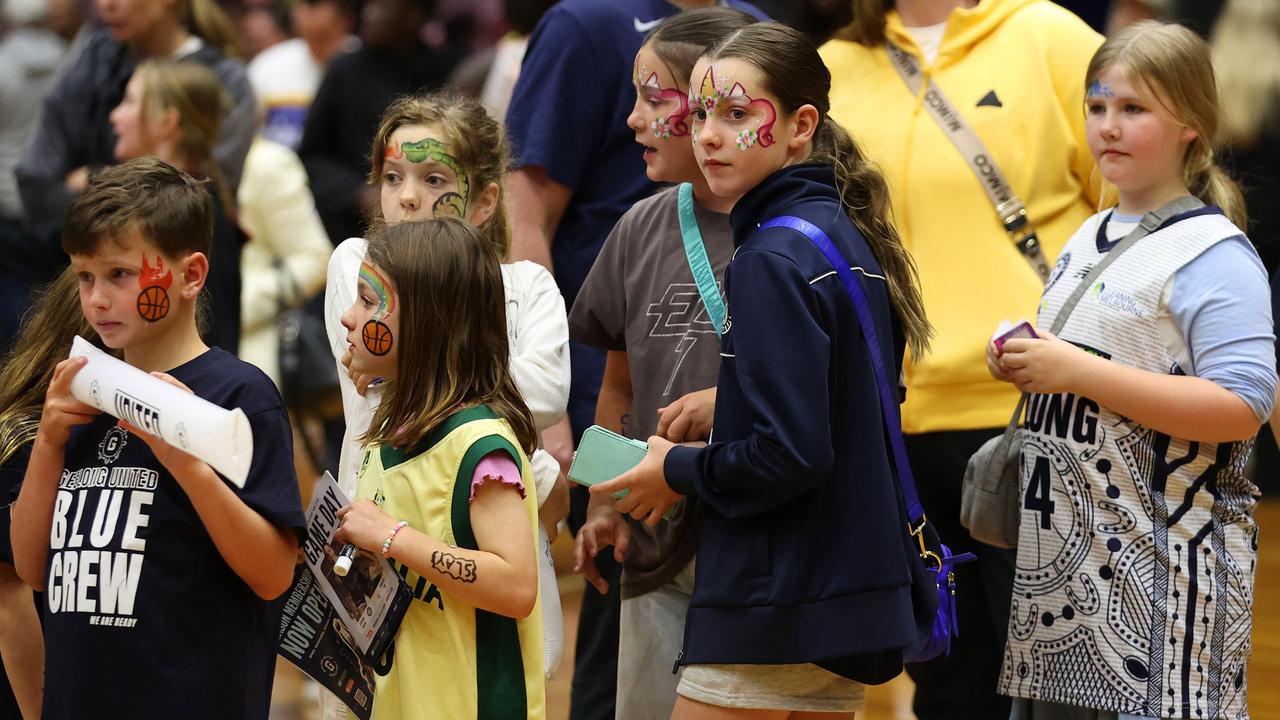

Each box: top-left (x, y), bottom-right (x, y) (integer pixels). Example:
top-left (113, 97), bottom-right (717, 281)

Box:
top-left (356, 406), bottom-right (546, 720)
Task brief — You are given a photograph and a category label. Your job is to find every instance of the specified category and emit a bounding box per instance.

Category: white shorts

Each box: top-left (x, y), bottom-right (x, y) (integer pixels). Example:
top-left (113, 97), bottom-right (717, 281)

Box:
top-left (677, 661), bottom-right (866, 712)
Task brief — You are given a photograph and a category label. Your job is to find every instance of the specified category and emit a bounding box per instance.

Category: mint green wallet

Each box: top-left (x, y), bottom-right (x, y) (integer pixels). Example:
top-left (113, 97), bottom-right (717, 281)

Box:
top-left (568, 425), bottom-right (648, 496)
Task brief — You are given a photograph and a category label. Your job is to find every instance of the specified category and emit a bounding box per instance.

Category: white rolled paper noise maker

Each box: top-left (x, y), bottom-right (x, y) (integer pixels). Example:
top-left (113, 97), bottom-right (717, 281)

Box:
top-left (67, 336), bottom-right (254, 488)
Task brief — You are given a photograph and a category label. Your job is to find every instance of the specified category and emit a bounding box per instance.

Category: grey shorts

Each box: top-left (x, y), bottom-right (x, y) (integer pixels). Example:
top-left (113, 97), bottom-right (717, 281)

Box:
top-left (676, 662), bottom-right (866, 712)
top-left (616, 559), bottom-right (697, 720)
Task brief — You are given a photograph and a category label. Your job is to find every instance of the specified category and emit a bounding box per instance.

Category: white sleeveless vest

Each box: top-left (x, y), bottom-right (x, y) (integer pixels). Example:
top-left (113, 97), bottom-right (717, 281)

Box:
top-left (997, 209), bottom-right (1257, 719)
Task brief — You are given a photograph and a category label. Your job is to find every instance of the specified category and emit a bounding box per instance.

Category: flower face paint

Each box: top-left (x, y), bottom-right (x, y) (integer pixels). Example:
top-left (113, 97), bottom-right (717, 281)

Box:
top-left (136, 254), bottom-right (173, 322)
top-left (691, 64), bottom-right (777, 151)
top-left (634, 56), bottom-right (691, 139)
top-left (627, 45), bottom-right (706, 185)
top-left (381, 127), bottom-right (471, 223)
top-left (689, 57), bottom-right (796, 202)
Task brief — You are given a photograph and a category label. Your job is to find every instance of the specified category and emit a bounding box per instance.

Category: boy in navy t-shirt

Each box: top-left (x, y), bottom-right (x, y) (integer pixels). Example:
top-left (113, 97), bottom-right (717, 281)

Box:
top-left (9, 157), bottom-right (305, 719)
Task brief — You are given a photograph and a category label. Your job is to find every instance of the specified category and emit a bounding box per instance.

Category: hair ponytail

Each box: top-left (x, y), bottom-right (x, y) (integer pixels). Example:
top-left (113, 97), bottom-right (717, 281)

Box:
top-left (182, 0), bottom-right (241, 58)
top-left (813, 120), bottom-right (932, 357)
top-left (1185, 143), bottom-right (1247, 229)
top-left (834, 0), bottom-right (890, 47)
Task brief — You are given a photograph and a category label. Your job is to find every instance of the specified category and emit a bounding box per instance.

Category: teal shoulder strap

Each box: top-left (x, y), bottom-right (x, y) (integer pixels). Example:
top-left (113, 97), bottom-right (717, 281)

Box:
top-left (677, 182), bottom-right (726, 337)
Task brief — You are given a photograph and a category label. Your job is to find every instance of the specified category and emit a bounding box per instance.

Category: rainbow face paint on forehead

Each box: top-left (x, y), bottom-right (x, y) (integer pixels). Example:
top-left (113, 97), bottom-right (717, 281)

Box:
top-left (634, 56), bottom-right (691, 139)
top-left (385, 136), bottom-right (471, 217)
top-left (359, 260), bottom-right (396, 319)
top-left (693, 64), bottom-right (777, 150)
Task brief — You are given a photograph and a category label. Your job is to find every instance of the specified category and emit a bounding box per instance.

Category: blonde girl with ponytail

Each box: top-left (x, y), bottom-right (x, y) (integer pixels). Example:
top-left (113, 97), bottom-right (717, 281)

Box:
top-left (109, 59), bottom-right (244, 354)
top-left (988, 21), bottom-right (1275, 719)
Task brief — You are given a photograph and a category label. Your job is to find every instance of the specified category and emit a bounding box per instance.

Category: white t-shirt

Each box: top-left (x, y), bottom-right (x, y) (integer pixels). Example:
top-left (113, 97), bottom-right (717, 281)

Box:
top-left (903, 20), bottom-right (947, 64)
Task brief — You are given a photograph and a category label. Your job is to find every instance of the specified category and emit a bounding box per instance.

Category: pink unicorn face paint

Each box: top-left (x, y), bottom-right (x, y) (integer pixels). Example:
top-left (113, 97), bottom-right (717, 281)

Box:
top-left (633, 55), bottom-right (691, 139)
top-left (690, 63), bottom-right (777, 151)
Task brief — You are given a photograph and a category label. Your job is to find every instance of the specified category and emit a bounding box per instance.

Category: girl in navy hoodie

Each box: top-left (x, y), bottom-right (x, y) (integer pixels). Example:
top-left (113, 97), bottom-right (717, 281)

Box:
top-left (596, 21), bottom-right (935, 719)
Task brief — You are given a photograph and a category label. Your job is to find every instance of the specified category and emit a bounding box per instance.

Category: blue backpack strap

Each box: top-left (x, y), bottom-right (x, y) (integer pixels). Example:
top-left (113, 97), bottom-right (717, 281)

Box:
top-left (677, 183), bottom-right (726, 337)
top-left (758, 216), bottom-right (922, 521)
top-left (759, 216), bottom-right (954, 557)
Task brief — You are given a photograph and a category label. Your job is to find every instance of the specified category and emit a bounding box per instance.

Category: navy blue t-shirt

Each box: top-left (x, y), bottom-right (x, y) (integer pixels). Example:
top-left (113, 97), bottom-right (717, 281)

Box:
top-left (505, 0), bottom-right (765, 307)
top-left (40, 348), bottom-right (305, 720)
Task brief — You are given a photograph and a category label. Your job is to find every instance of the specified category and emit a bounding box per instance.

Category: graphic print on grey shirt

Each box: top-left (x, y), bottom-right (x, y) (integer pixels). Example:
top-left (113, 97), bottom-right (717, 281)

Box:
top-left (570, 184), bottom-right (732, 597)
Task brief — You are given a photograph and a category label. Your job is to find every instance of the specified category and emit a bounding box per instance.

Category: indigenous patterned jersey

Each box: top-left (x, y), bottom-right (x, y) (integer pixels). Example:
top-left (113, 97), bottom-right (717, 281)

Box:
top-left (356, 406), bottom-right (545, 720)
top-left (999, 209), bottom-right (1257, 719)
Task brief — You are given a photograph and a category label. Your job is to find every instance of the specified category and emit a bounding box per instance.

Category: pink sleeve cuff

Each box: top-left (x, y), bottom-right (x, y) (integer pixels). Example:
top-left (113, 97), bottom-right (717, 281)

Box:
top-left (469, 451), bottom-right (527, 502)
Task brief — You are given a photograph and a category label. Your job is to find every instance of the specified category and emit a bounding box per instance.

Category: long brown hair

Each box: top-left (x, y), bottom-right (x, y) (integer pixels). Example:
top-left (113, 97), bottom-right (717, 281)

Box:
top-left (0, 271), bottom-right (100, 465)
top-left (362, 218), bottom-right (537, 454)
top-left (836, 0), bottom-right (891, 47)
top-left (705, 22), bottom-right (932, 357)
top-left (368, 91), bottom-right (512, 260)
top-left (1087, 21), bottom-right (1247, 228)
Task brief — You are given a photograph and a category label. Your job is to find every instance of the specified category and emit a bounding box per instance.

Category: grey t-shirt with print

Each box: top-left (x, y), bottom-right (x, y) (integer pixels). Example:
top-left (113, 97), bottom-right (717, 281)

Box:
top-left (570, 184), bottom-right (732, 598)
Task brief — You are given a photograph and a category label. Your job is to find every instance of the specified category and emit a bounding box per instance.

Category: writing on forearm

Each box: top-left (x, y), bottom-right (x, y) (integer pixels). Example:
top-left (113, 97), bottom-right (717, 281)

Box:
top-left (431, 550), bottom-right (477, 583)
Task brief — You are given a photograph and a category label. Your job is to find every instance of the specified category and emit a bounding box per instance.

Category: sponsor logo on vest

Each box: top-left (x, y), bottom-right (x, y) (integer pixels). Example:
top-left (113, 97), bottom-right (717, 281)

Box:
top-left (1046, 252), bottom-right (1070, 292)
top-left (1090, 281), bottom-right (1145, 318)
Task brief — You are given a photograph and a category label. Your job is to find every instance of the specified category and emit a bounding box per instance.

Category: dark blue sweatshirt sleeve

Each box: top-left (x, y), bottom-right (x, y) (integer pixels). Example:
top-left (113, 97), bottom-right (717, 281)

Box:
top-left (665, 248), bottom-right (833, 519)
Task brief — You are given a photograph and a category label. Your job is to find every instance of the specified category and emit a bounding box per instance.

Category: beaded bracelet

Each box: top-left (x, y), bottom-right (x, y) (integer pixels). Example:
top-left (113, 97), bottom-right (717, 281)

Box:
top-left (381, 520), bottom-right (409, 557)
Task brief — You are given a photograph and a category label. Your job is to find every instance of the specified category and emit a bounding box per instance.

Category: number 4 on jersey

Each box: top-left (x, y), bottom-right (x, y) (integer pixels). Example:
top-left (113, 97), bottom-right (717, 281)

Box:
top-left (1025, 455), bottom-right (1056, 529)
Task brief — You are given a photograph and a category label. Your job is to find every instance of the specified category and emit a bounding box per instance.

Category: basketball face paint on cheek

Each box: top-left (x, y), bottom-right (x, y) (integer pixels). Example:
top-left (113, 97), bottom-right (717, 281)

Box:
top-left (362, 320), bottom-right (394, 356)
top-left (136, 254), bottom-right (174, 322)
top-left (358, 261), bottom-right (396, 357)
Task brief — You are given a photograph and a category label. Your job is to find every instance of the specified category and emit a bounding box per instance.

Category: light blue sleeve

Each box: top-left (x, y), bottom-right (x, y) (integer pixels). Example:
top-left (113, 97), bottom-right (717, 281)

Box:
top-left (1169, 236), bottom-right (1278, 421)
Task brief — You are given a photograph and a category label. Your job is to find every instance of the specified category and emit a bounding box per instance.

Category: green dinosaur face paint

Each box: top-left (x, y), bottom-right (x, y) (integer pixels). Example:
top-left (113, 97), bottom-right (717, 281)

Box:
top-left (381, 128), bottom-right (472, 222)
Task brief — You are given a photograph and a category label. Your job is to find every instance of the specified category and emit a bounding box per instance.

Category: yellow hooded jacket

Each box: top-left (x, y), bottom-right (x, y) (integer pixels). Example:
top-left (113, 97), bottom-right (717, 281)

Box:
top-left (820, 0), bottom-right (1103, 433)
